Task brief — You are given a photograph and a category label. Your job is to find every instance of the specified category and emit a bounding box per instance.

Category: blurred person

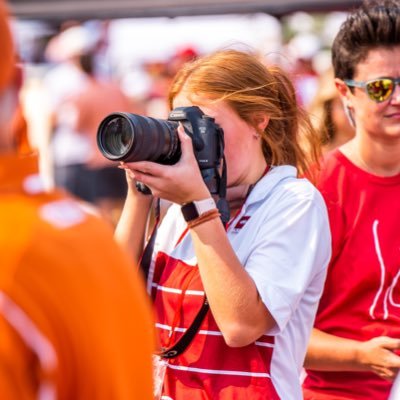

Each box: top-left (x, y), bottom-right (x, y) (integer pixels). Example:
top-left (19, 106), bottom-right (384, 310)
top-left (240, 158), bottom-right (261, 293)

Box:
top-left (11, 100), bottom-right (33, 155)
top-left (167, 45), bottom-right (199, 78)
top-left (41, 23), bottom-right (93, 189)
top-left (0, 2), bottom-right (154, 399)
top-left (308, 68), bottom-right (355, 153)
top-left (43, 23), bottom-right (140, 225)
top-left (116, 49), bottom-right (331, 399)
top-left (142, 60), bottom-right (172, 119)
top-left (144, 47), bottom-right (199, 120)
top-left (66, 51), bottom-right (141, 225)
top-left (302, 1), bottom-right (400, 399)
top-left (286, 32), bottom-right (321, 107)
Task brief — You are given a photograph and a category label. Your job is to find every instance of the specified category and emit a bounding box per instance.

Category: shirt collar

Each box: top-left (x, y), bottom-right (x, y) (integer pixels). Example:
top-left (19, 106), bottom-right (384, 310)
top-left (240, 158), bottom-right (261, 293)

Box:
top-left (246, 165), bottom-right (298, 206)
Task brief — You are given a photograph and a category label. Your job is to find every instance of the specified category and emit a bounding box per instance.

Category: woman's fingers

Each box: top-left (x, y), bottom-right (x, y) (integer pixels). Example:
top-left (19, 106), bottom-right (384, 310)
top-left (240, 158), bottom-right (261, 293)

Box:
top-left (177, 124), bottom-right (197, 164)
top-left (117, 130), bottom-right (209, 203)
top-left (121, 161), bottom-right (164, 177)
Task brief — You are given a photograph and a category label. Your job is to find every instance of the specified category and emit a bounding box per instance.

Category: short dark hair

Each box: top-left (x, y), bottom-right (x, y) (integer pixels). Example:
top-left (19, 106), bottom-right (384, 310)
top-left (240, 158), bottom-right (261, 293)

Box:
top-left (332, 0), bottom-right (400, 80)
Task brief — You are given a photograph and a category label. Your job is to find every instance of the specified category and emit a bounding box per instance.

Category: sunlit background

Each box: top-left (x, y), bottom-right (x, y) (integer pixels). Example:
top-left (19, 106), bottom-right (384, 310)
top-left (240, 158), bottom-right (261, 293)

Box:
top-left (6, 0), bottom-right (360, 222)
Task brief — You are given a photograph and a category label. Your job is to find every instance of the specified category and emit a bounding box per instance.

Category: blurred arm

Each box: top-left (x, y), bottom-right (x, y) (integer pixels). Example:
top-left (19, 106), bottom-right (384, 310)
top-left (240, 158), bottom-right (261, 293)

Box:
top-left (305, 328), bottom-right (400, 380)
top-left (114, 172), bottom-right (153, 264)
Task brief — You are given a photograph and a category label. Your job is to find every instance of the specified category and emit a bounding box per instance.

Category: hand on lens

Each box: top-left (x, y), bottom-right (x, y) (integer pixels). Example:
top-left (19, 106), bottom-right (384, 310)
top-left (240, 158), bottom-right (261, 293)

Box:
top-left (120, 124), bottom-right (210, 204)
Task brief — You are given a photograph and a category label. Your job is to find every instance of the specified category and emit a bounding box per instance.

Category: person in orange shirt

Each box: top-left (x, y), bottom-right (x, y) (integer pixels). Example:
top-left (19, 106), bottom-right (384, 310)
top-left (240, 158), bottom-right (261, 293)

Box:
top-left (0, 2), bottom-right (154, 399)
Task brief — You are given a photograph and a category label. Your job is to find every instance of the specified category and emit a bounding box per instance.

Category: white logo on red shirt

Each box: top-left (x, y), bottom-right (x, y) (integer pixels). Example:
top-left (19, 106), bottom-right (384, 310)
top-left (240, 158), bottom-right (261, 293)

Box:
top-left (369, 220), bottom-right (400, 320)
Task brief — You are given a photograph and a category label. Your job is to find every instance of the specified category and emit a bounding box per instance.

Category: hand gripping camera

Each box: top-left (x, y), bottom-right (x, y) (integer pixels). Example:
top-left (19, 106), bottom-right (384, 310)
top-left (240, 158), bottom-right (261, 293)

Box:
top-left (97, 106), bottom-right (225, 195)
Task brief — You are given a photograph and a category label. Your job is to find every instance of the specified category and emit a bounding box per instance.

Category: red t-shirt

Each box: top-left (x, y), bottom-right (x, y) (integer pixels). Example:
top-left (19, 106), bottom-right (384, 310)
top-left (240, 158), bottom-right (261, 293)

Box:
top-left (303, 149), bottom-right (400, 399)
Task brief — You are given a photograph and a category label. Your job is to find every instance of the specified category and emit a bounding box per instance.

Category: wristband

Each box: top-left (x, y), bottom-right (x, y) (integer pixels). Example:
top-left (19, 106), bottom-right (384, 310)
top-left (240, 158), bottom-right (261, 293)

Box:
top-left (187, 209), bottom-right (221, 229)
top-left (181, 198), bottom-right (216, 222)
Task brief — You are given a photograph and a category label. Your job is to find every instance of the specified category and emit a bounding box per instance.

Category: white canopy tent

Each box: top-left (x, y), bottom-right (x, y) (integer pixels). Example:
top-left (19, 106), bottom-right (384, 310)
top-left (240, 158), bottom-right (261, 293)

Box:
top-left (9, 0), bottom-right (362, 20)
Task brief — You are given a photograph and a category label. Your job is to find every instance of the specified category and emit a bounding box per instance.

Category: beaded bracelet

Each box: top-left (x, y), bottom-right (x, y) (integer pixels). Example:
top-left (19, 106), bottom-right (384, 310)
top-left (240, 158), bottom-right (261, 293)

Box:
top-left (187, 209), bottom-right (221, 229)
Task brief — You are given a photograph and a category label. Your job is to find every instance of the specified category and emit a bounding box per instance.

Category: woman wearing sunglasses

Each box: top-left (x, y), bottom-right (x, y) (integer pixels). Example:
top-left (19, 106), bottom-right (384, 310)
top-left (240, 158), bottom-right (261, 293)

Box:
top-left (303, 1), bottom-right (400, 399)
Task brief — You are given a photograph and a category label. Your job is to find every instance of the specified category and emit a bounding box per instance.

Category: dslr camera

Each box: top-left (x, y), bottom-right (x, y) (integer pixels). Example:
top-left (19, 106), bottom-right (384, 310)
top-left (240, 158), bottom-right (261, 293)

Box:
top-left (97, 106), bottom-right (225, 194)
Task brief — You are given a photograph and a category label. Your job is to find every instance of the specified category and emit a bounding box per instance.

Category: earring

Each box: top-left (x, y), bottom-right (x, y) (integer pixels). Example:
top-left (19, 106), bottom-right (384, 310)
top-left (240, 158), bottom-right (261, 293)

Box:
top-left (343, 103), bottom-right (356, 128)
top-left (253, 130), bottom-right (261, 139)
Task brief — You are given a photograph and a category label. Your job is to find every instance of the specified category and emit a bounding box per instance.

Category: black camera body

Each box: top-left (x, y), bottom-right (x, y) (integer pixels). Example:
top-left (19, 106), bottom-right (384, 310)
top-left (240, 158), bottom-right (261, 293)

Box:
top-left (97, 106), bottom-right (225, 194)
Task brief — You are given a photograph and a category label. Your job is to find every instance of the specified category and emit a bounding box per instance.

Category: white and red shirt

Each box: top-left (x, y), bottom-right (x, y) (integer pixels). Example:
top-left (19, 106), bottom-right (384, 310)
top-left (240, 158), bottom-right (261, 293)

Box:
top-left (150, 165), bottom-right (331, 400)
top-left (303, 149), bottom-right (400, 399)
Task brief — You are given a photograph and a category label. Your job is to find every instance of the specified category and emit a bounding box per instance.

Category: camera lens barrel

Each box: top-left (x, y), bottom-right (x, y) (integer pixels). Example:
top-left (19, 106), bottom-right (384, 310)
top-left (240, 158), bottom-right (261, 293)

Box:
top-left (97, 106), bottom-right (224, 195)
top-left (97, 112), bottom-right (180, 164)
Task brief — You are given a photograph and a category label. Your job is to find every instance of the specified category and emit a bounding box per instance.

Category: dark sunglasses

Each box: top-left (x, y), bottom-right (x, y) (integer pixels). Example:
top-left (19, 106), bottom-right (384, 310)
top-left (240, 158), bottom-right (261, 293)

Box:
top-left (344, 77), bottom-right (400, 103)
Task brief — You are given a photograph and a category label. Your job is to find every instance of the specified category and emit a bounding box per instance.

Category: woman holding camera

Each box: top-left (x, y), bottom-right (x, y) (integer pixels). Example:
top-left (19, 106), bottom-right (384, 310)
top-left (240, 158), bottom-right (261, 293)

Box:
top-left (116, 49), bottom-right (331, 400)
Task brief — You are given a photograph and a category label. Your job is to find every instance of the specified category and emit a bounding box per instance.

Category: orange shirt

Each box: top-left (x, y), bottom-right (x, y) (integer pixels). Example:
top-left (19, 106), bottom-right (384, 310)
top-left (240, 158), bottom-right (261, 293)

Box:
top-left (0, 153), bottom-right (154, 399)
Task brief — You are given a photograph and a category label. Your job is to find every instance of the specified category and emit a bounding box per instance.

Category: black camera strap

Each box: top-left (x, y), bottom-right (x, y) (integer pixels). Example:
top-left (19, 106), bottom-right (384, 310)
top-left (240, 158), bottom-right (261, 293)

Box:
top-left (138, 198), bottom-right (160, 284)
top-left (139, 155), bottom-right (228, 282)
top-left (217, 155), bottom-right (230, 226)
top-left (157, 297), bottom-right (209, 358)
top-left (139, 151), bottom-right (229, 359)
top-left (139, 199), bottom-right (210, 359)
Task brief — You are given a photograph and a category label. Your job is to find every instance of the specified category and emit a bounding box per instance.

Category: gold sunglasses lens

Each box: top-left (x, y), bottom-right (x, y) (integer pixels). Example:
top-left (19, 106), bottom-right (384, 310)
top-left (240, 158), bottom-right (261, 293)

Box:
top-left (366, 79), bottom-right (394, 102)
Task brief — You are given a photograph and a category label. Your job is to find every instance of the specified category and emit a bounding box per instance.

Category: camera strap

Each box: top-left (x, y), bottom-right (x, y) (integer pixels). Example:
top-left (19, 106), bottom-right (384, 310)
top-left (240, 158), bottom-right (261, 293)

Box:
top-left (157, 296), bottom-right (209, 358)
top-left (139, 199), bottom-right (210, 359)
top-left (216, 155), bottom-right (230, 226)
top-left (140, 152), bottom-right (229, 281)
top-left (138, 198), bottom-right (160, 284)
top-left (139, 152), bottom-right (229, 359)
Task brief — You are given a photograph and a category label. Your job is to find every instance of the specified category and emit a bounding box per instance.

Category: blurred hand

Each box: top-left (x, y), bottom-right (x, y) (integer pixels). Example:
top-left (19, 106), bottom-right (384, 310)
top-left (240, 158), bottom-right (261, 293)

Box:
top-left (356, 336), bottom-right (400, 381)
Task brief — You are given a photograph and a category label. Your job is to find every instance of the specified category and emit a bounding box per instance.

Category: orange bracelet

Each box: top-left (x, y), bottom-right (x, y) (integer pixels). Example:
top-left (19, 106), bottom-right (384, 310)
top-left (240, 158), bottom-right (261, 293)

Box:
top-left (187, 209), bottom-right (221, 229)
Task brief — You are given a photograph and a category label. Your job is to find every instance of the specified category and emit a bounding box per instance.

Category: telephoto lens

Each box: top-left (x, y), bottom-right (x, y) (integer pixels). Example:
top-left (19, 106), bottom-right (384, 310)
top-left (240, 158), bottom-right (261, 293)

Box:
top-left (97, 106), bottom-right (225, 195)
top-left (97, 112), bottom-right (181, 164)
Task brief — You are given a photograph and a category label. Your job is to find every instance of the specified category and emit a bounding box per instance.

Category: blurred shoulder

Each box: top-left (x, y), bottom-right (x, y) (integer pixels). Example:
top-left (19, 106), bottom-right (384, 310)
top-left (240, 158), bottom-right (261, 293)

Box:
top-left (0, 184), bottom-right (121, 268)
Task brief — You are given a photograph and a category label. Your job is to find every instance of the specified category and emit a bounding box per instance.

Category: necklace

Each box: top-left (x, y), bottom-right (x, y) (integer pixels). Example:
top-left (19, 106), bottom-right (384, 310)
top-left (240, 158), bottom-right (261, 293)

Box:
top-left (350, 142), bottom-right (400, 177)
top-left (353, 148), bottom-right (375, 174)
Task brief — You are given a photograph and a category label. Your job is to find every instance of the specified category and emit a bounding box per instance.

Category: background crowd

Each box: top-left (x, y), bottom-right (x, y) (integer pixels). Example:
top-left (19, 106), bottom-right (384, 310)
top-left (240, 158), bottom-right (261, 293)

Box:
top-left (10, 9), bottom-right (354, 225)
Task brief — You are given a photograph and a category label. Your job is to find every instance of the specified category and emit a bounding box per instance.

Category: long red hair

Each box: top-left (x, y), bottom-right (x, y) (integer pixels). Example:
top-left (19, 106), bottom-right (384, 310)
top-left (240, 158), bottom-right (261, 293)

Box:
top-left (168, 49), bottom-right (321, 178)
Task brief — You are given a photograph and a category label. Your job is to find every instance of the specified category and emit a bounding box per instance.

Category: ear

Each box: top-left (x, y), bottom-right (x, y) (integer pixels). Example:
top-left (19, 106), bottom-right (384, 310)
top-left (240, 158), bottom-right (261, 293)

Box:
top-left (252, 112), bottom-right (270, 132)
top-left (335, 78), bottom-right (352, 108)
